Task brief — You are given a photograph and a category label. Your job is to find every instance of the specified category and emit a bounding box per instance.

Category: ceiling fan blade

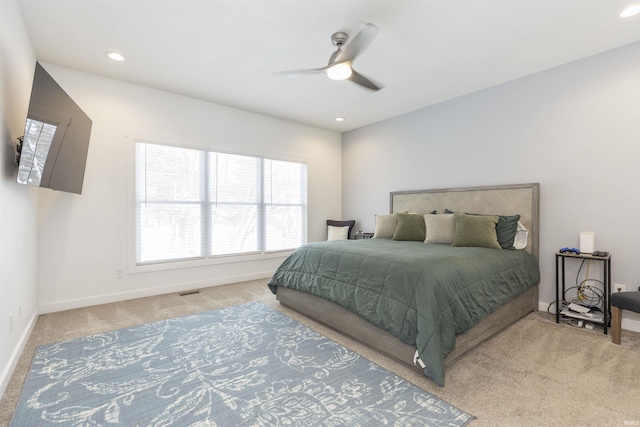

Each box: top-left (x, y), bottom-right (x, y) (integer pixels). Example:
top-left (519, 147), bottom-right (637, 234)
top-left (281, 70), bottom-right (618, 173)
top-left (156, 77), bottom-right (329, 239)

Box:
top-left (327, 48), bottom-right (340, 65)
top-left (336, 23), bottom-right (378, 63)
top-left (274, 65), bottom-right (330, 76)
top-left (349, 69), bottom-right (382, 91)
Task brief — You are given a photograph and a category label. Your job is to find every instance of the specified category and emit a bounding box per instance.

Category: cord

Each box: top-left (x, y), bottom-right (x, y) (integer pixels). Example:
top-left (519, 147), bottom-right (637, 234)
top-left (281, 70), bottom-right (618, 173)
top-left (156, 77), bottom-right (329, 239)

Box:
top-left (547, 299), bottom-right (566, 314)
top-left (553, 258), bottom-right (606, 327)
top-left (572, 259), bottom-right (605, 311)
top-left (578, 281), bottom-right (604, 310)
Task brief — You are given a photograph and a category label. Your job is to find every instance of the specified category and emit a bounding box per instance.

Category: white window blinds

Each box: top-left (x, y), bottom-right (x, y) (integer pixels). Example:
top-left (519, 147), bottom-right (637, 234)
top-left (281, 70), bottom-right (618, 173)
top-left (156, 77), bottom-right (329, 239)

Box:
top-left (135, 143), bottom-right (203, 263)
top-left (135, 141), bottom-right (307, 265)
top-left (209, 152), bottom-right (261, 256)
top-left (264, 159), bottom-right (307, 251)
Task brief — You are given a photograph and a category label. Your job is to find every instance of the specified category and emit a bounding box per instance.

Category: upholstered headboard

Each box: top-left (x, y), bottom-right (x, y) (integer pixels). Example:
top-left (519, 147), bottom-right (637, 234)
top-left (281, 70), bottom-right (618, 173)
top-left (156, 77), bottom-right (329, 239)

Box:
top-left (390, 183), bottom-right (539, 260)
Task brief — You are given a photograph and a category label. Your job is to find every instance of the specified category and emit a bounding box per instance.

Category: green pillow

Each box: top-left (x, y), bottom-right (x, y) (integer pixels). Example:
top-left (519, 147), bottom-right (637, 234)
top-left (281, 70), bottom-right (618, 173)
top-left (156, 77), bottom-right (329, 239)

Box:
top-left (451, 213), bottom-right (501, 249)
top-left (393, 212), bottom-right (426, 241)
top-left (445, 209), bottom-right (519, 249)
top-left (494, 214), bottom-right (520, 249)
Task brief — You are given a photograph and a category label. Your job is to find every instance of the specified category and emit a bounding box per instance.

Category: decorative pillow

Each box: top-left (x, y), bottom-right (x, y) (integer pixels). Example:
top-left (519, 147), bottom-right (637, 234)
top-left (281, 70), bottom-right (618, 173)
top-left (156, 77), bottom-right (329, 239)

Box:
top-left (393, 212), bottom-right (426, 241)
top-left (445, 208), bottom-right (519, 249)
top-left (373, 213), bottom-right (398, 238)
top-left (328, 225), bottom-right (350, 241)
top-left (424, 214), bottom-right (455, 244)
top-left (513, 221), bottom-right (529, 249)
top-left (451, 213), bottom-right (501, 249)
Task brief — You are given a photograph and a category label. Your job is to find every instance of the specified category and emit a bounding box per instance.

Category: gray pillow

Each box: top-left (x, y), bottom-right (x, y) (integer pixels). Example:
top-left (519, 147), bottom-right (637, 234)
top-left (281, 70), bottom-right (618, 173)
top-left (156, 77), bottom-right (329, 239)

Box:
top-left (393, 212), bottom-right (426, 241)
top-left (451, 213), bottom-right (501, 249)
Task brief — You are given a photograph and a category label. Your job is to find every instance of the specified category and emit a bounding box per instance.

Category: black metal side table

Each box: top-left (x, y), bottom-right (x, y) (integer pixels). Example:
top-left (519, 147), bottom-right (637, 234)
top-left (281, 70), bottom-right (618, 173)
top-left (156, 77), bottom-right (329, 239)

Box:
top-left (555, 251), bottom-right (611, 334)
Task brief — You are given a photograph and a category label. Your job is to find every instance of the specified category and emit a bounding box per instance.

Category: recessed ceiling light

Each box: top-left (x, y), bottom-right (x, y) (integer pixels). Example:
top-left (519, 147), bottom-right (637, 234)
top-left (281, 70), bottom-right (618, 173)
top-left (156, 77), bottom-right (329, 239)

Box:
top-left (335, 117), bottom-right (345, 122)
top-left (106, 51), bottom-right (125, 61)
top-left (620, 5), bottom-right (640, 17)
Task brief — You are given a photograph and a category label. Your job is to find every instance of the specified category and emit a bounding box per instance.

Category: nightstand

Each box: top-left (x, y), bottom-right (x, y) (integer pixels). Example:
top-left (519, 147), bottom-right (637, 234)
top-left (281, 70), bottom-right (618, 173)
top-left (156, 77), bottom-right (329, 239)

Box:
top-left (555, 251), bottom-right (611, 334)
top-left (354, 231), bottom-right (374, 240)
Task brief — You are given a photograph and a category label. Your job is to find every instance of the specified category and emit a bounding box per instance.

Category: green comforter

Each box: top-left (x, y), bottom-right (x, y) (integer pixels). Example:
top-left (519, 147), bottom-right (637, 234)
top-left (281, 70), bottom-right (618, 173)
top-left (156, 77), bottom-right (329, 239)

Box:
top-left (268, 238), bottom-right (540, 386)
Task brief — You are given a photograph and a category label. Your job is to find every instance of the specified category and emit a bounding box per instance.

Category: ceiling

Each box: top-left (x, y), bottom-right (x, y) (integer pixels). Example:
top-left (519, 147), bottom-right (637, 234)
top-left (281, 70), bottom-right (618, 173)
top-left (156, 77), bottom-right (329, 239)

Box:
top-left (15, 0), bottom-right (640, 132)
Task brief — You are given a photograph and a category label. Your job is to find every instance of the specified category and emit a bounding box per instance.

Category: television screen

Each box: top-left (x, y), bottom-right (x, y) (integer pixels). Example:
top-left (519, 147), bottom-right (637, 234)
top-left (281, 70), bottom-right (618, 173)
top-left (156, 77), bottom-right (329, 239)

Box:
top-left (17, 63), bottom-right (92, 194)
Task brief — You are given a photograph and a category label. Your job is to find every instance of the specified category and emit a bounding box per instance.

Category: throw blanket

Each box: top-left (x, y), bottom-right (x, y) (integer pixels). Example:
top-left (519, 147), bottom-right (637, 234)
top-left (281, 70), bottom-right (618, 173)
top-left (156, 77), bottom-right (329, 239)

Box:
top-left (268, 239), bottom-right (540, 386)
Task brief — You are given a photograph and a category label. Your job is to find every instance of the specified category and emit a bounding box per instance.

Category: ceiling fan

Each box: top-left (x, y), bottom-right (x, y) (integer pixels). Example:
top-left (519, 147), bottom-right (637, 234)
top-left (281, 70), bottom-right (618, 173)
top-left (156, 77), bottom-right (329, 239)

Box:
top-left (277, 23), bottom-right (383, 91)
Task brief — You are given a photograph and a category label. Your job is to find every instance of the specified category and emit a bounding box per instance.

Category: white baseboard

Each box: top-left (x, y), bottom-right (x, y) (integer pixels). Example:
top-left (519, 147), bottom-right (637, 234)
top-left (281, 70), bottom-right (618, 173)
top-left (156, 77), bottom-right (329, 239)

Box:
top-left (39, 271), bottom-right (274, 314)
top-left (538, 301), bottom-right (553, 314)
top-left (0, 307), bottom-right (39, 399)
top-left (538, 300), bottom-right (640, 333)
top-left (621, 317), bottom-right (640, 333)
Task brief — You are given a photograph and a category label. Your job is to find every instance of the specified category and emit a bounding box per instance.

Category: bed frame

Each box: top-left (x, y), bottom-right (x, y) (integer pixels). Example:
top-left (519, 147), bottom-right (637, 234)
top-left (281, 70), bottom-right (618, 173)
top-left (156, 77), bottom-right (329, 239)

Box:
top-left (276, 183), bottom-right (540, 377)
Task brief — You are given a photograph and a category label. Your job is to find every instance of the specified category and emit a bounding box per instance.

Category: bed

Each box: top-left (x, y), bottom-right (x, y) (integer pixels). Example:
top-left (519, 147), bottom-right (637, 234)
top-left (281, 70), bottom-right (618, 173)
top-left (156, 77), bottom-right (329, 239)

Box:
top-left (268, 183), bottom-right (540, 386)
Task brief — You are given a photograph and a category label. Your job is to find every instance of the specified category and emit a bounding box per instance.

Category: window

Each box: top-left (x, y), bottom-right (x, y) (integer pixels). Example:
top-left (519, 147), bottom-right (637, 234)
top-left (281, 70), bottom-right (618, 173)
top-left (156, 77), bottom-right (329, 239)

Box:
top-left (135, 142), bottom-right (307, 265)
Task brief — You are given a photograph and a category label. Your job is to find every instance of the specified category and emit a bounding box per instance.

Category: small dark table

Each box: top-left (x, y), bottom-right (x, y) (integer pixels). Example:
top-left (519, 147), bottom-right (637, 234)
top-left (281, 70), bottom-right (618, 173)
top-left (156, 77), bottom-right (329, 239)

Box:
top-left (354, 231), bottom-right (374, 240)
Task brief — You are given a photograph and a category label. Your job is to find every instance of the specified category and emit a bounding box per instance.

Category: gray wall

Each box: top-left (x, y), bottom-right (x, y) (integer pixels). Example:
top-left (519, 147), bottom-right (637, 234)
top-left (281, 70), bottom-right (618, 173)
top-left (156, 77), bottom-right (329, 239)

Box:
top-left (343, 42), bottom-right (640, 326)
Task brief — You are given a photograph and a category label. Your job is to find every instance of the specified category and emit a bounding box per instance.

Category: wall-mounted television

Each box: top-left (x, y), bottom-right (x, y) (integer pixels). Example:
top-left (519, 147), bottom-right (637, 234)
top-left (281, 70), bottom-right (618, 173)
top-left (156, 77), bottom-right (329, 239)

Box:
top-left (16, 63), bottom-right (92, 194)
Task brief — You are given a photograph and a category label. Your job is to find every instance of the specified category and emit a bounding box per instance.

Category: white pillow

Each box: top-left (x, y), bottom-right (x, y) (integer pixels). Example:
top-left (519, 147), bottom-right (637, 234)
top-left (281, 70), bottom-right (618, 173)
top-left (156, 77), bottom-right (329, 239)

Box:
top-left (424, 214), bottom-right (455, 244)
top-left (373, 213), bottom-right (398, 238)
top-left (328, 225), bottom-right (350, 241)
top-left (513, 221), bottom-right (529, 249)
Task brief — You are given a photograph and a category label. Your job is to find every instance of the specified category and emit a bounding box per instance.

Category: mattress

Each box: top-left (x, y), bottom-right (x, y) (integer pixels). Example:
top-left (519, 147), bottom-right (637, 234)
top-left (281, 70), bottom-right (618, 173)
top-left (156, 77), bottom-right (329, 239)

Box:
top-left (268, 238), bottom-right (540, 386)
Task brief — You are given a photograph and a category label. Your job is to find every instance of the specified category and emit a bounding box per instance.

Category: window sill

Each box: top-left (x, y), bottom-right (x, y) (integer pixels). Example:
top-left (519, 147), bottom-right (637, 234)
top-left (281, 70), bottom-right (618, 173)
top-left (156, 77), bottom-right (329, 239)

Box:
top-left (129, 250), bottom-right (294, 275)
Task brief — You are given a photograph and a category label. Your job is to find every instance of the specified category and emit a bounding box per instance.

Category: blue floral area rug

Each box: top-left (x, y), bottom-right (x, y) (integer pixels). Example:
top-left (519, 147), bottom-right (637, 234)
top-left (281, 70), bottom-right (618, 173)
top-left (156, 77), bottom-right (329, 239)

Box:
top-left (11, 302), bottom-right (474, 426)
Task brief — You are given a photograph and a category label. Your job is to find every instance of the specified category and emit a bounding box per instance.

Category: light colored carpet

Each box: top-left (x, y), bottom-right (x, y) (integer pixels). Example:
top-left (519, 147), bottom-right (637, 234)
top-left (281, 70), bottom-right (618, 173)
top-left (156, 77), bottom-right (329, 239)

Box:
top-left (1, 279), bottom-right (639, 426)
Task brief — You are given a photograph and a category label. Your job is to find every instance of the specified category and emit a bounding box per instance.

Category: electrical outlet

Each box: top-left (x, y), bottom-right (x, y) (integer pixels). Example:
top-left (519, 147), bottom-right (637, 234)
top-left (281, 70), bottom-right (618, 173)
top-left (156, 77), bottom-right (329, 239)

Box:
top-left (115, 268), bottom-right (124, 278)
top-left (9, 313), bottom-right (13, 332)
top-left (18, 303), bottom-right (22, 319)
top-left (614, 283), bottom-right (627, 293)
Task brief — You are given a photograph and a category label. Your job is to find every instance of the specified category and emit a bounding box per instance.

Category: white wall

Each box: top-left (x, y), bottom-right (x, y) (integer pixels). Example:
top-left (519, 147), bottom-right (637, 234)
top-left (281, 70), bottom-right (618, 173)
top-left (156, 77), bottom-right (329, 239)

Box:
top-left (0, 0), bottom-right (40, 396)
top-left (343, 42), bottom-right (640, 329)
top-left (36, 65), bottom-right (342, 313)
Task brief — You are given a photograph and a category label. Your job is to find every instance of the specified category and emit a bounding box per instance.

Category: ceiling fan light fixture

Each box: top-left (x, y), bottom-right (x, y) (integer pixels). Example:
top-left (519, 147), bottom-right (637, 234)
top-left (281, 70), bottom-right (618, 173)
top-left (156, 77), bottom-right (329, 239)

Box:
top-left (327, 63), bottom-right (352, 80)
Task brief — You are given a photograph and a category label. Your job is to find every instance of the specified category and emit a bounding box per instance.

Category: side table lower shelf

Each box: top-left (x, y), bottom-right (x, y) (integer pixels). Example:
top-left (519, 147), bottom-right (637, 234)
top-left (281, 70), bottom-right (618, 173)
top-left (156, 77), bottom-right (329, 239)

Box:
top-left (558, 308), bottom-right (605, 323)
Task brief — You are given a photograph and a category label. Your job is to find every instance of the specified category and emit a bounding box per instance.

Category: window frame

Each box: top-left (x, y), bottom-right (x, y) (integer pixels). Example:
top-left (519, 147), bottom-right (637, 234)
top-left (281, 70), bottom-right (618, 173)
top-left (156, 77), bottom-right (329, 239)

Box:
top-left (127, 134), bottom-right (307, 275)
